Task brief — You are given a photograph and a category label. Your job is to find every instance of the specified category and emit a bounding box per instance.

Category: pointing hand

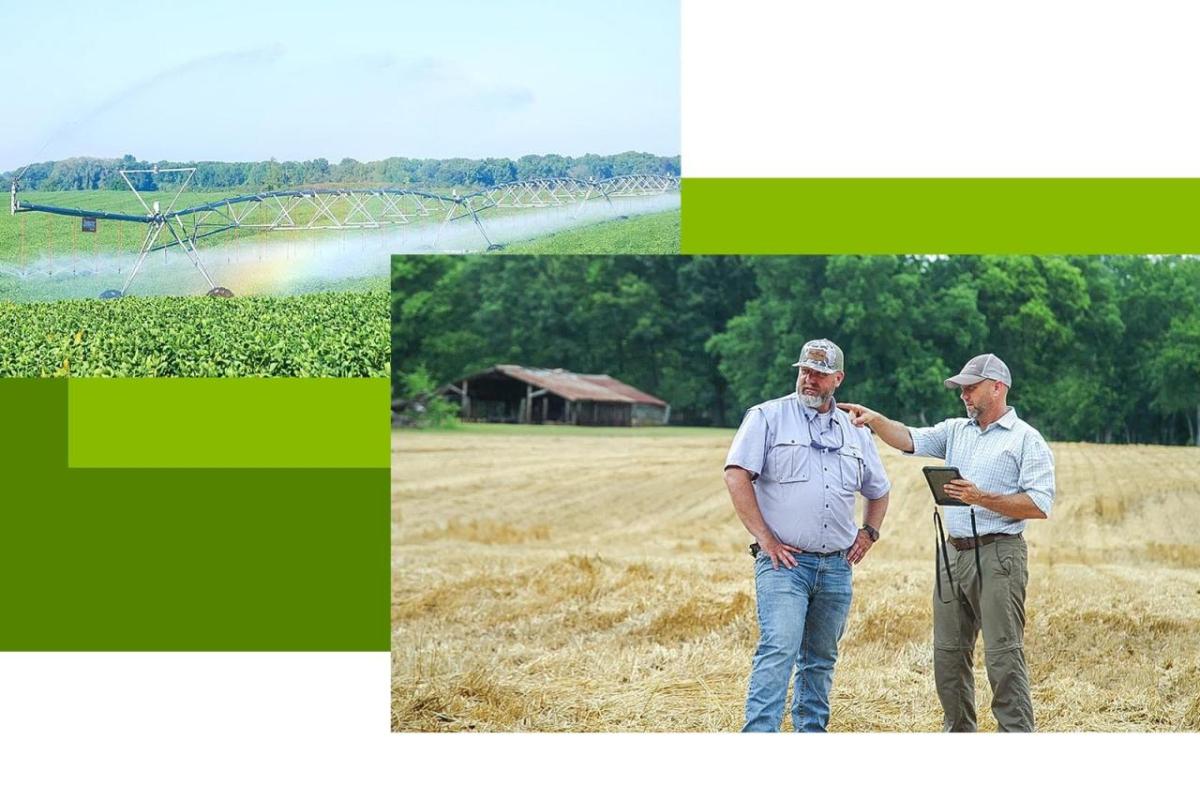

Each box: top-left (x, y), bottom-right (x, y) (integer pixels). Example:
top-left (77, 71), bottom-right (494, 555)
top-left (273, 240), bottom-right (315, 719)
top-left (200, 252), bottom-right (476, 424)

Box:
top-left (837, 402), bottom-right (876, 428)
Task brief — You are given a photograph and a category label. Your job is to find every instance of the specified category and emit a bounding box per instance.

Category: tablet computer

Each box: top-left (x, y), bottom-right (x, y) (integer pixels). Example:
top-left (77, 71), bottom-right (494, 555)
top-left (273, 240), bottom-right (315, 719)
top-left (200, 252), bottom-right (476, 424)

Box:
top-left (922, 466), bottom-right (967, 506)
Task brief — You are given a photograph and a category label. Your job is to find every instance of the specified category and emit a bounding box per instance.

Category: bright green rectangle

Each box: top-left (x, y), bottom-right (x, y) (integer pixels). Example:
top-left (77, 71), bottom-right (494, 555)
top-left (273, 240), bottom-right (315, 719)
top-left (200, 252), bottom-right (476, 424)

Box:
top-left (68, 378), bottom-right (389, 468)
top-left (681, 178), bottom-right (1200, 253)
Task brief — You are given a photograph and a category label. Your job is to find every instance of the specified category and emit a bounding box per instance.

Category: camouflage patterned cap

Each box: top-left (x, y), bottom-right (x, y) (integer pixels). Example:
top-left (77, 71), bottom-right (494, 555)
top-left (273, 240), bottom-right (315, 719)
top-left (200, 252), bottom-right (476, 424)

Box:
top-left (791, 339), bottom-right (844, 374)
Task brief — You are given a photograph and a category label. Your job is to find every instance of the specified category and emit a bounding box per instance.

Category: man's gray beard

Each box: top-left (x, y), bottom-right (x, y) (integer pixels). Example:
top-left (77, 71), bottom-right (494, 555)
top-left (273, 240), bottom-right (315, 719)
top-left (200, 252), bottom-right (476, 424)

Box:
top-left (965, 404), bottom-right (980, 420)
top-left (799, 391), bottom-right (829, 409)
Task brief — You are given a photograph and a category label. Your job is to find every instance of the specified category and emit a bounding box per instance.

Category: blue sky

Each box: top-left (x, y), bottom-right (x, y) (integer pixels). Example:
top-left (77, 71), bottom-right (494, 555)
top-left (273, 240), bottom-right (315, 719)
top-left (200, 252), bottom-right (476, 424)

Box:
top-left (1, 0), bottom-right (679, 171)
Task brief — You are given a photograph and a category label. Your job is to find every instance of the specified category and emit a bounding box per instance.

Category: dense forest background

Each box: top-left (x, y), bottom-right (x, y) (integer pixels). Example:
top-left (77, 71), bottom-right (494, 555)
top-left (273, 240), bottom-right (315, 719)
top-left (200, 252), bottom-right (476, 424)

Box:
top-left (393, 254), bottom-right (1200, 445)
top-left (3, 152), bottom-right (680, 192)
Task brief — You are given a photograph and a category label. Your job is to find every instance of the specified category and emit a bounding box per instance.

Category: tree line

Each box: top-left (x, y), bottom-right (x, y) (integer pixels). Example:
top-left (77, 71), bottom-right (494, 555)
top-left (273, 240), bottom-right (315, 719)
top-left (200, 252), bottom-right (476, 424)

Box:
top-left (4, 152), bottom-right (680, 193)
top-left (393, 254), bottom-right (1200, 445)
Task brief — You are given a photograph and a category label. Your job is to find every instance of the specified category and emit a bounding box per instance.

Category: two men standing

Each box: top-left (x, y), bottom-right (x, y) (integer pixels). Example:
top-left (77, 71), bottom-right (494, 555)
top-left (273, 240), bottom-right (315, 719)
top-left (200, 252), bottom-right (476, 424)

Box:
top-left (726, 345), bottom-right (1055, 732)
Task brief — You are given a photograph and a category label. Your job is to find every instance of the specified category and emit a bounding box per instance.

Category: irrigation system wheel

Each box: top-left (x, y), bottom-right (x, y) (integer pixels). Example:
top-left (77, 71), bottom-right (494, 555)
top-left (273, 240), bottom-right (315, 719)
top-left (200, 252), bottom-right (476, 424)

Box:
top-left (99, 289), bottom-right (124, 300)
top-left (206, 287), bottom-right (235, 298)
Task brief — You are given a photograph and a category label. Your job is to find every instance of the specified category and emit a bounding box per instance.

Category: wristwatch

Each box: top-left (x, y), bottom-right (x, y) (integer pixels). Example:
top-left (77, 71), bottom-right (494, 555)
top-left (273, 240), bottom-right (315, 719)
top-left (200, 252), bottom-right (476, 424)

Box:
top-left (859, 524), bottom-right (880, 542)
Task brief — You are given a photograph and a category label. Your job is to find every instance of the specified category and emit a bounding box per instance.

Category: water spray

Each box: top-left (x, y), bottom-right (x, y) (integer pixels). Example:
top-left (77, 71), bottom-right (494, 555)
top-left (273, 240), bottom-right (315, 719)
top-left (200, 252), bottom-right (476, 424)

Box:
top-left (6, 173), bottom-right (679, 298)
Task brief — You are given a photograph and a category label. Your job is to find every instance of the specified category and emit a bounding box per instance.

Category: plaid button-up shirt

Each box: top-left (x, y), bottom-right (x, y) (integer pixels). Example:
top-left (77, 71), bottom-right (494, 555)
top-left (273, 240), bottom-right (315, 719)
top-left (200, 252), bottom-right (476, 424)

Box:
top-left (908, 407), bottom-right (1055, 537)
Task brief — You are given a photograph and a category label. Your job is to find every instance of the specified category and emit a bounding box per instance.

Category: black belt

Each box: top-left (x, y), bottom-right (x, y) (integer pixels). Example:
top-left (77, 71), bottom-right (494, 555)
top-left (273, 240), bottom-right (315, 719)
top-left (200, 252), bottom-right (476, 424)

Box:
top-left (947, 532), bottom-right (1021, 551)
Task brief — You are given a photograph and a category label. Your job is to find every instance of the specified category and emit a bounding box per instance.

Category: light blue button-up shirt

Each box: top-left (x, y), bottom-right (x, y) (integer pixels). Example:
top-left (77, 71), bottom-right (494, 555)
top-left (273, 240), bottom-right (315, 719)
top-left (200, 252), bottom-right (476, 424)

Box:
top-left (907, 407), bottom-right (1056, 538)
top-left (726, 393), bottom-right (891, 552)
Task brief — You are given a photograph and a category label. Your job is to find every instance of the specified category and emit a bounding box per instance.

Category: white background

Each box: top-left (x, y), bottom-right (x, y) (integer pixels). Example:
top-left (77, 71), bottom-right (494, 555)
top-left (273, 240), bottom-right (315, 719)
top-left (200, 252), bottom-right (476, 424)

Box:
top-left (683, 0), bottom-right (1200, 177)
top-left (0, 655), bottom-right (1191, 798)
top-left (3, 2), bottom-right (1197, 797)
top-left (0, 654), bottom-right (1190, 798)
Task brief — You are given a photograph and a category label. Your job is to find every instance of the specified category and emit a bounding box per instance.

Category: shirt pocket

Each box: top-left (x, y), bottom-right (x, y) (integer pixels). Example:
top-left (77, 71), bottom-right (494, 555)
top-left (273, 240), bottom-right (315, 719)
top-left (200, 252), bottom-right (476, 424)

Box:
top-left (839, 444), bottom-right (865, 491)
top-left (768, 428), bottom-right (811, 484)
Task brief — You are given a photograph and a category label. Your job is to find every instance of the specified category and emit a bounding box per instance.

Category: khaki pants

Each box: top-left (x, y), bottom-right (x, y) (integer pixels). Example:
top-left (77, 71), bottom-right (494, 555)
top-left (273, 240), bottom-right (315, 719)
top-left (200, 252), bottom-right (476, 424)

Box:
top-left (933, 534), bottom-right (1034, 732)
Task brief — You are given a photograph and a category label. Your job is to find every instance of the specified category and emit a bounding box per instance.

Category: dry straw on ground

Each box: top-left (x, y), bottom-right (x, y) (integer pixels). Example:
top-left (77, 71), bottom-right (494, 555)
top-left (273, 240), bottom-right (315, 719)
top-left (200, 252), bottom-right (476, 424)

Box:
top-left (392, 427), bottom-right (1200, 732)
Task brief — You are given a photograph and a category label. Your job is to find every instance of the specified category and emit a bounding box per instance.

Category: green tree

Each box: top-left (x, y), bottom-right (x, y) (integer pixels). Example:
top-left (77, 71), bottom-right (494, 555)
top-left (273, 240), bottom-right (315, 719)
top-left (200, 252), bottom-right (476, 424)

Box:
top-left (1151, 313), bottom-right (1200, 445)
top-left (393, 366), bottom-right (460, 428)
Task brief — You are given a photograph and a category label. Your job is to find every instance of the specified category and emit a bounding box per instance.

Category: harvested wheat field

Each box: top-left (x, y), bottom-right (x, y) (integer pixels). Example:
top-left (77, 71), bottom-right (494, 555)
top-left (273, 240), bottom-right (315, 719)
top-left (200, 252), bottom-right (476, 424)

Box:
top-left (392, 424), bottom-right (1200, 732)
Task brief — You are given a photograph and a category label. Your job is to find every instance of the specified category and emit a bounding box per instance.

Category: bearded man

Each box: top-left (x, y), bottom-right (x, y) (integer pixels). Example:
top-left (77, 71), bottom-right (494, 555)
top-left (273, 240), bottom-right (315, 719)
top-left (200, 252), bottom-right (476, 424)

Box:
top-left (724, 339), bottom-right (891, 732)
top-left (838, 353), bottom-right (1055, 732)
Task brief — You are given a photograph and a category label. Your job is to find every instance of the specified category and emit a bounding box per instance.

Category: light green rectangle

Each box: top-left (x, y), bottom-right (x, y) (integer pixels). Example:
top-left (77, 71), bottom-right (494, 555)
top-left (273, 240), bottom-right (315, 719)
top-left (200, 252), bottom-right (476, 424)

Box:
top-left (68, 378), bottom-right (389, 468)
top-left (681, 178), bottom-right (1200, 253)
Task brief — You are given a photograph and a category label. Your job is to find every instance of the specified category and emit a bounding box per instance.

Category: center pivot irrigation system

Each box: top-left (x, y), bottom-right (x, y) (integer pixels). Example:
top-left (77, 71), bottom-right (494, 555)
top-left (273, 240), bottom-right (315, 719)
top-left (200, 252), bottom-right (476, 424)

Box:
top-left (9, 168), bottom-right (681, 298)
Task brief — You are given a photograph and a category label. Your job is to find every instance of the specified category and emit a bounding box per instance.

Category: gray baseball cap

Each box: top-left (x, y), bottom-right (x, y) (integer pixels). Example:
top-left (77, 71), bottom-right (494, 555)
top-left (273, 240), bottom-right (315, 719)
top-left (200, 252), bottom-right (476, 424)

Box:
top-left (791, 339), bottom-right (844, 374)
top-left (944, 353), bottom-right (1012, 389)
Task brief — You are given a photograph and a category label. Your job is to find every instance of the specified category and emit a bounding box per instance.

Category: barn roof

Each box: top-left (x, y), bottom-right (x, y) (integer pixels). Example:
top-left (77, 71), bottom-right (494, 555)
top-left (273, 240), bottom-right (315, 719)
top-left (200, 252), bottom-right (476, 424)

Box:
top-left (461, 364), bottom-right (668, 406)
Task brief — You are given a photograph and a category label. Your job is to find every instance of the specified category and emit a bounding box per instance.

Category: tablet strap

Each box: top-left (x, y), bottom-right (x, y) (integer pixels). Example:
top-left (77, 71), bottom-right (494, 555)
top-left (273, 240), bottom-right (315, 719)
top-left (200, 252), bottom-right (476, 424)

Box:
top-left (934, 508), bottom-right (955, 603)
top-left (935, 507), bottom-right (984, 602)
top-left (970, 507), bottom-right (982, 591)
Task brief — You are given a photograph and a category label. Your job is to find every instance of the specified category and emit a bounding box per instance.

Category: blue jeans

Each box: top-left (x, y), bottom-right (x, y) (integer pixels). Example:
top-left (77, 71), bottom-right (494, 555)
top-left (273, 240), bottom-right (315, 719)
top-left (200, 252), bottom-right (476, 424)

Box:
top-left (743, 551), bottom-right (853, 732)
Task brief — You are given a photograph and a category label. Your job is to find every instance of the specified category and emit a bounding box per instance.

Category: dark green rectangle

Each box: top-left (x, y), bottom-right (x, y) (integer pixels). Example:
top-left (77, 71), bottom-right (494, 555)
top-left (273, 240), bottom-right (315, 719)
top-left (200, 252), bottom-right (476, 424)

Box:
top-left (0, 379), bottom-right (389, 651)
top-left (681, 178), bottom-right (1200, 253)
top-left (68, 378), bottom-right (389, 468)
top-left (3, 468), bottom-right (390, 650)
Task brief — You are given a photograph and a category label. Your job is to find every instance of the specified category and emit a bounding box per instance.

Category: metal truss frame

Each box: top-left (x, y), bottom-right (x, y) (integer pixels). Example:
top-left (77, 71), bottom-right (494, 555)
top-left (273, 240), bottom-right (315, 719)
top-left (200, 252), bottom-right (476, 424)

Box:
top-left (116, 167), bottom-right (221, 295)
top-left (9, 173), bottom-right (681, 294)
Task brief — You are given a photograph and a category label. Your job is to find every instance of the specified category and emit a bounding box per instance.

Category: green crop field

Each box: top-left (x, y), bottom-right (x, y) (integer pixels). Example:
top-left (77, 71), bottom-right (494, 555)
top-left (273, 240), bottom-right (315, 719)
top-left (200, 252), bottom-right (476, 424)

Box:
top-left (0, 266), bottom-right (389, 304)
top-left (503, 209), bottom-right (680, 254)
top-left (0, 290), bottom-right (389, 377)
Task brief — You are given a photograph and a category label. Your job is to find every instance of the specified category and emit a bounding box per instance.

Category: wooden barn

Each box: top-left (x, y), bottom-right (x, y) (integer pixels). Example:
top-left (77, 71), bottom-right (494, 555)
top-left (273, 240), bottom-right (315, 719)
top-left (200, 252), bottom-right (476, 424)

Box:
top-left (442, 364), bottom-right (670, 426)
